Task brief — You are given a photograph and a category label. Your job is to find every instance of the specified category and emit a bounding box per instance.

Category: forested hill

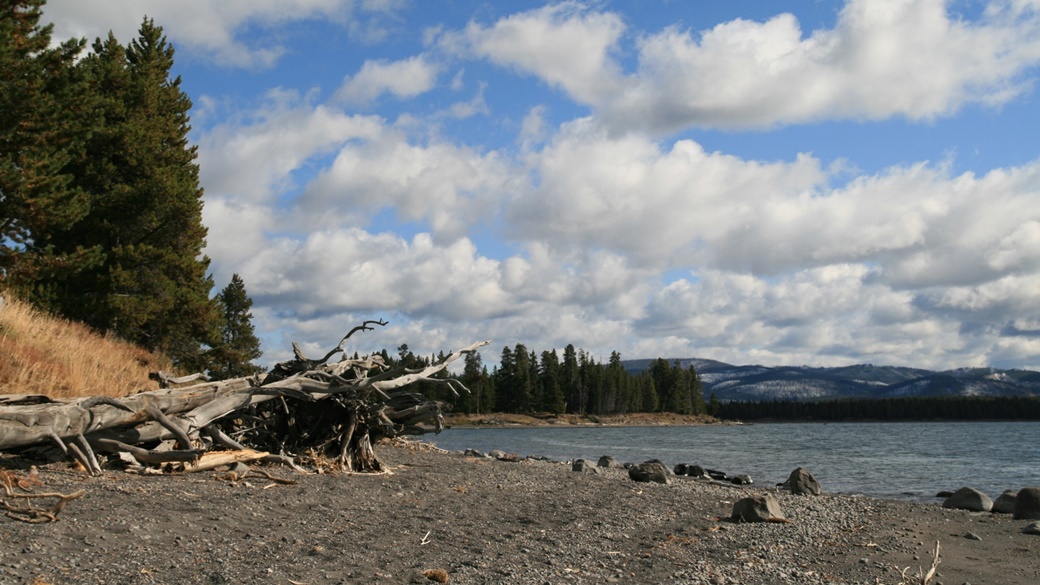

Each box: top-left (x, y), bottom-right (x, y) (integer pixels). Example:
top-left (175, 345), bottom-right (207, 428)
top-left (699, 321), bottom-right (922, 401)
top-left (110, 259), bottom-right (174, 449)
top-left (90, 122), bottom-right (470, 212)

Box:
top-left (622, 359), bottom-right (1040, 402)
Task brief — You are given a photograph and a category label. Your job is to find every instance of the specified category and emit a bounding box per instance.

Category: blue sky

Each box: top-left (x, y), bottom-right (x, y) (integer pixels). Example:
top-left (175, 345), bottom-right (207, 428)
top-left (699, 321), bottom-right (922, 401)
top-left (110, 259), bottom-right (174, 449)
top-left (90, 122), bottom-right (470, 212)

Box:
top-left (43, 0), bottom-right (1040, 370)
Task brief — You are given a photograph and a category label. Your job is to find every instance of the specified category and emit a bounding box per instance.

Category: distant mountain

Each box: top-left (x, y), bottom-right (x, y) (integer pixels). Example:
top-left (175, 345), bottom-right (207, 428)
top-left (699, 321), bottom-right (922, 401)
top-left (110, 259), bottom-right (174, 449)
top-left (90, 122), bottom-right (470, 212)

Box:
top-left (621, 359), bottom-right (1040, 402)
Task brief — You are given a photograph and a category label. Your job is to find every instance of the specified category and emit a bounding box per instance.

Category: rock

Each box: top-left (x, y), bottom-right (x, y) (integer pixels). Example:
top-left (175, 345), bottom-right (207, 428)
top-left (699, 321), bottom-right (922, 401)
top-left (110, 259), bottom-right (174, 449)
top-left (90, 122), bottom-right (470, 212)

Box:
top-left (628, 460), bottom-right (671, 484)
top-left (597, 455), bottom-right (624, 469)
top-left (706, 469), bottom-right (728, 481)
top-left (1013, 487), bottom-right (1040, 520)
top-left (463, 448), bottom-right (487, 458)
top-left (935, 490), bottom-right (954, 498)
top-left (572, 459), bottom-right (598, 474)
top-left (489, 450), bottom-right (520, 462)
top-left (942, 487), bottom-right (993, 512)
top-left (964, 532), bottom-right (982, 541)
top-left (673, 463), bottom-right (689, 476)
top-left (785, 467), bottom-right (823, 496)
top-left (992, 490), bottom-right (1017, 514)
top-left (688, 465), bottom-right (707, 478)
top-left (730, 474), bottom-right (753, 486)
top-left (1022, 521), bottom-right (1040, 535)
top-left (731, 493), bottom-right (784, 523)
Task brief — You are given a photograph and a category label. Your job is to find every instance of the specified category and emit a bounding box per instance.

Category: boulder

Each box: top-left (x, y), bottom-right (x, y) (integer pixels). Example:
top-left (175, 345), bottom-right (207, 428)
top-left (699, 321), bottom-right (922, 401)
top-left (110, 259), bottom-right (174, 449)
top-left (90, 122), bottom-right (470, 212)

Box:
top-left (706, 469), bottom-right (728, 481)
top-left (992, 490), bottom-right (1017, 514)
top-left (489, 450), bottom-right (520, 462)
top-left (731, 493), bottom-right (785, 523)
top-left (785, 467), bottom-right (823, 496)
top-left (942, 487), bottom-right (993, 512)
top-left (1022, 522), bottom-right (1040, 536)
top-left (628, 460), bottom-right (671, 485)
top-left (463, 448), bottom-right (488, 458)
top-left (730, 474), bottom-right (753, 486)
top-left (572, 459), bottom-right (598, 474)
top-left (1013, 487), bottom-right (1040, 520)
top-left (673, 463), bottom-right (689, 476)
top-left (597, 455), bottom-right (624, 469)
top-left (688, 465), bottom-right (707, 478)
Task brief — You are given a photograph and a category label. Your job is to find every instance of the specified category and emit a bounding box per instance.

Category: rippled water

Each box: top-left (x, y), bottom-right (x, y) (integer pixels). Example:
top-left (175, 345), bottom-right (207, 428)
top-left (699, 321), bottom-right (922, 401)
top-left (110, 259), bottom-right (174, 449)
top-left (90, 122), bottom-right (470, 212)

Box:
top-left (422, 421), bottom-right (1040, 501)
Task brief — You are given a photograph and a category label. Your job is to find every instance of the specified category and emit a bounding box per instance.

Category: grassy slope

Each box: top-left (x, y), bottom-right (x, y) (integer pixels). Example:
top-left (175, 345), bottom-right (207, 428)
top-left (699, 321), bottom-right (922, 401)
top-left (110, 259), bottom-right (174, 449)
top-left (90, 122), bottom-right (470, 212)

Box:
top-left (0, 293), bottom-right (173, 398)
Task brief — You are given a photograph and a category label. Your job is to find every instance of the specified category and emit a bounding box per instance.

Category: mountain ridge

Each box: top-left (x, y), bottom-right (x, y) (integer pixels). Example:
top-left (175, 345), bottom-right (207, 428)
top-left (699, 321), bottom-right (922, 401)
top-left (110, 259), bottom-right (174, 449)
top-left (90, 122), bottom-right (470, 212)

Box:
top-left (621, 359), bottom-right (1040, 402)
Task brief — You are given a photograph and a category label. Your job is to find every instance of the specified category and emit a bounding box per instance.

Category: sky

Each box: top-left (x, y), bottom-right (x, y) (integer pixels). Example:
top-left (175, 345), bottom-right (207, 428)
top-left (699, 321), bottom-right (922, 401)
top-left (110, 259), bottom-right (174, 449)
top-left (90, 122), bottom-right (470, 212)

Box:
top-left (41, 0), bottom-right (1040, 371)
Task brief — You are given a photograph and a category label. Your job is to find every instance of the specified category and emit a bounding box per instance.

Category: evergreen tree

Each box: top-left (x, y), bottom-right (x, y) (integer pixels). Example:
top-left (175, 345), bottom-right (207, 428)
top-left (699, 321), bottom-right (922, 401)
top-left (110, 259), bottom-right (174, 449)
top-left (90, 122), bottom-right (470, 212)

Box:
top-left (494, 346), bottom-right (516, 412)
top-left (208, 274), bottom-right (263, 380)
top-left (562, 344), bottom-right (583, 414)
top-left (0, 1), bottom-right (100, 294)
top-left (539, 350), bottom-right (566, 414)
top-left (47, 19), bottom-right (219, 366)
top-left (513, 343), bottom-right (534, 413)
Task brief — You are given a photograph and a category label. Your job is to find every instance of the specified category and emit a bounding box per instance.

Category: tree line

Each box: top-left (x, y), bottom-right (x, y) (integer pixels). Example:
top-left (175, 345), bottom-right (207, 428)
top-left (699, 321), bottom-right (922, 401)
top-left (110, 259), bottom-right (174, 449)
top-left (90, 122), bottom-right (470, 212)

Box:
top-left (717, 396), bottom-right (1040, 421)
top-left (1, 1), bottom-right (262, 378)
top-left (393, 344), bottom-right (708, 417)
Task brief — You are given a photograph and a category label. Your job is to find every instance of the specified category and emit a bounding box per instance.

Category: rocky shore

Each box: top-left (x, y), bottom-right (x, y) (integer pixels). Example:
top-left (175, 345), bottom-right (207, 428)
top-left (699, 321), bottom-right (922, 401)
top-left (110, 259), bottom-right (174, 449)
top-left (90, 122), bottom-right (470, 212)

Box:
top-left (2, 440), bottom-right (1038, 585)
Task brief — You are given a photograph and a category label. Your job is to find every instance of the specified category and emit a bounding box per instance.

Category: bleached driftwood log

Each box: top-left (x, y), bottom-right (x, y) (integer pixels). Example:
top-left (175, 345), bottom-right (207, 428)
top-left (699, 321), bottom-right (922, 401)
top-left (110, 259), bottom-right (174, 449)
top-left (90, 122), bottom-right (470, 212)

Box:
top-left (0, 321), bottom-right (488, 475)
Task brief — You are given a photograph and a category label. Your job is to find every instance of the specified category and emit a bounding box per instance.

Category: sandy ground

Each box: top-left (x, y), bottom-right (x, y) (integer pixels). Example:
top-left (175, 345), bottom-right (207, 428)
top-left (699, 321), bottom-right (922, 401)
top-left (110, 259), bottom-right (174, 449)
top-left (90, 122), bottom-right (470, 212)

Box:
top-left (1, 440), bottom-right (1038, 585)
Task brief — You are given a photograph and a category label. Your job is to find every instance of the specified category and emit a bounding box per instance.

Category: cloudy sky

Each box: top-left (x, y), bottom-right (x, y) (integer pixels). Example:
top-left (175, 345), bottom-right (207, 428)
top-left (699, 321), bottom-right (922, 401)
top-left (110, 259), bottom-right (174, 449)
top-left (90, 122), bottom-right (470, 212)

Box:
top-left (42, 0), bottom-right (1040, 371)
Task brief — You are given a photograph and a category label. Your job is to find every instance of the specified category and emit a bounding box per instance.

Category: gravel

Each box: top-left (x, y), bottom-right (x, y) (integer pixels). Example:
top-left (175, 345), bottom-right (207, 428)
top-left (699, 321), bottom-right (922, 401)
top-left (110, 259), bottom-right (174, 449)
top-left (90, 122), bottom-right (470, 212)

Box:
top-left (1, 441), bottom-right (1038, 584)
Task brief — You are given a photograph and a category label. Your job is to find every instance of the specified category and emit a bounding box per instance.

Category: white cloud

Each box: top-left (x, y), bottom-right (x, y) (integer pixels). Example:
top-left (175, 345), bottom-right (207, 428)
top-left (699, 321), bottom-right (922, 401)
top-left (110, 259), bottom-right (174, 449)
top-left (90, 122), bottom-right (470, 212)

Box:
top-left (511, 118), bottom-right (825, 266)
top-left (197, 90), bottom-right (384, 202)
top-left (299, 124), bottom-right (515, 240)
top-left (336, 56), bottom-right (441, 104)
top-left (613, 0), bottom-right (1040, 130)
top-left (43, 0), bottom-right (397, 68)
top-left (438, 2), bottom-right (625, 103)
top-left (442, 0), bottom-right (1040, 132)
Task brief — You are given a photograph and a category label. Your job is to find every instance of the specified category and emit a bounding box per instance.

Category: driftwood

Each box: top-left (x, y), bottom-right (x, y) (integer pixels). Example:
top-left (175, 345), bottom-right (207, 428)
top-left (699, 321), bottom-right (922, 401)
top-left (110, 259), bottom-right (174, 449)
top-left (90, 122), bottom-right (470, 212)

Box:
top-left (0, 322), bottom-right (489, 477)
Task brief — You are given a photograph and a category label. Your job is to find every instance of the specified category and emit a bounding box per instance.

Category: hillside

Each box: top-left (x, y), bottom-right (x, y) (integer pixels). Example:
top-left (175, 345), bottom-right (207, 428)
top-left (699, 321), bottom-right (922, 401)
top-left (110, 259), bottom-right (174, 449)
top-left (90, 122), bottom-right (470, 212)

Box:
top-left (0, 294), bottom-right (173, 398)
top-left (623, 358), bottom-right (1040, 402)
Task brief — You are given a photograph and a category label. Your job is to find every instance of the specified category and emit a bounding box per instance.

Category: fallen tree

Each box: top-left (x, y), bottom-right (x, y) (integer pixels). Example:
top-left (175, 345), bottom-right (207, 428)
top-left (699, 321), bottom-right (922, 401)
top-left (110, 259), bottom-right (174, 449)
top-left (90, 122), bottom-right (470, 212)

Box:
top-left (0, 321), bottom-right (489, 476)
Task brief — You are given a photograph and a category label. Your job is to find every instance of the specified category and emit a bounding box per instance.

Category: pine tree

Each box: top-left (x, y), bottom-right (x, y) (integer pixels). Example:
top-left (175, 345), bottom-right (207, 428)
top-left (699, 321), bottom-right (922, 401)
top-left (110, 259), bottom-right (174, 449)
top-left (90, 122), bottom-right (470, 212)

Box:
top-left (208, 274), bottom-right (263, 380)
top-left (0, 1), bottom-right (100, 295)
top-left (47, 19), bottom-right (219, 365)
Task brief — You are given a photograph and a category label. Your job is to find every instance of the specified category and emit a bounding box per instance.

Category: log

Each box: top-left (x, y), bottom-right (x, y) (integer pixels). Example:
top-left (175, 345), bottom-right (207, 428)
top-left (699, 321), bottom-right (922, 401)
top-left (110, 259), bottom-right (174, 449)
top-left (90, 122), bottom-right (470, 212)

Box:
top-left (0, 323), bottom-right (489, 475)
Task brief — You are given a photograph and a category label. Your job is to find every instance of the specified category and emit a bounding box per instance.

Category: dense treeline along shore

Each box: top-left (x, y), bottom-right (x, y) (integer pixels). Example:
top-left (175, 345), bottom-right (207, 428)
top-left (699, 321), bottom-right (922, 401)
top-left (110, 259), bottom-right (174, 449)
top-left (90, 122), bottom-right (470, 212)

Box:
top-left (717, 395), bottom-right (1040, 421)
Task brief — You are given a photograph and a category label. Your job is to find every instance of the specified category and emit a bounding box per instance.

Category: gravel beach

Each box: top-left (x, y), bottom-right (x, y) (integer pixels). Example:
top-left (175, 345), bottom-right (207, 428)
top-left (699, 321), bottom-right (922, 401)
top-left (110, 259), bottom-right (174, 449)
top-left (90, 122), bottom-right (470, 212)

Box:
top-left (2, 440), bottom-right (1038, 585)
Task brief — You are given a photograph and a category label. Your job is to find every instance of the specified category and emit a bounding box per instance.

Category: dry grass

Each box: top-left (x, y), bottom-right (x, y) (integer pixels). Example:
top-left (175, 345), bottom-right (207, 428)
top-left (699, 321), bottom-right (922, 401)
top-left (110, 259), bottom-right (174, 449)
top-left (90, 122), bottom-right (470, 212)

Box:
top-left (0, 293), bottom-right (173, 399)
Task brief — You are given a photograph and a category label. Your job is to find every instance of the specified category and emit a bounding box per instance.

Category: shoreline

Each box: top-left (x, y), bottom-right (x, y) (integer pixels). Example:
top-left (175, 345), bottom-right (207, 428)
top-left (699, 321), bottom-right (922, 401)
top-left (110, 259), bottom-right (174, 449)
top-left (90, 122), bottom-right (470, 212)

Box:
top-left (4, 441), bottom-right (1038, 584)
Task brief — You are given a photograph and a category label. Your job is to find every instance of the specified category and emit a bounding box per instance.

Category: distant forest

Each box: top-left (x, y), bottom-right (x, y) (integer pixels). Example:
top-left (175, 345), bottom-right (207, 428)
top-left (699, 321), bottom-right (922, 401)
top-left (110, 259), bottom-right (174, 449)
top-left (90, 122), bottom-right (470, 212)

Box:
top-left (385, 344), bottom-right (1040, 421)
top-left (385, 343), bottom-right (709, 417)
top-left (717, 396), bottom-right (1040, 421)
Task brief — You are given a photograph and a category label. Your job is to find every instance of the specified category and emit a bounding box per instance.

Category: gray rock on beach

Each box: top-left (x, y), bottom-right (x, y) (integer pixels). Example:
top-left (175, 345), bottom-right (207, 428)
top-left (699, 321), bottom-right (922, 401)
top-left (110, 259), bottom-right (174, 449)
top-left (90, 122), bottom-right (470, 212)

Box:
top-left (942, 487), bottom-right (993, 512)
top-left (785, 467), bottom-right (823, 496)
top-left (731, 493), bottom-right (785, 523)
top-left (628, 460), bottom-right (671, 484)
top-left (1013, 487), bottom-right (1040, 520)
top-left (572, 459), bottom-right (598, 474)
top-left (992, 490), bottom-right (1017, 514)
top-left (1023, 522), bottom-right (1040, 535)
top-left (597, 455), bottom-right (624, 468)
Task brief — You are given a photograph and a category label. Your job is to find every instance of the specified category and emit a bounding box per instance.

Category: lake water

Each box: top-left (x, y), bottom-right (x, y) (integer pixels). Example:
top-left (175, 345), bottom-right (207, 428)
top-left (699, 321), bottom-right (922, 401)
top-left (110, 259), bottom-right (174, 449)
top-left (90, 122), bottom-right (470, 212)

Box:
top-left (421, 421), bottom-right (1040, 502)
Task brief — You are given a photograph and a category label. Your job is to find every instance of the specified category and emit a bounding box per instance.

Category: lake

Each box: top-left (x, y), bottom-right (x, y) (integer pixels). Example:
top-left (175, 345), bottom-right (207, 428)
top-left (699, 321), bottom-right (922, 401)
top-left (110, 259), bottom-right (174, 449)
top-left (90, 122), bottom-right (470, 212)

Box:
top-left (421, 421), bottom-right (1040, 501)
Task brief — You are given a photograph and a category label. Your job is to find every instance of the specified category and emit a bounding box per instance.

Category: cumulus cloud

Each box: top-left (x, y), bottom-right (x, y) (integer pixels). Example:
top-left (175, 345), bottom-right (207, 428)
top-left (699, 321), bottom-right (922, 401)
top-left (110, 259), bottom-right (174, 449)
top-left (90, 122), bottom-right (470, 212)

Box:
top-left (336, 56), bottom-right (441, 104)
top-left (444, 0), bottom-right (1040, 132)
top-left (510, 118), bottom-right (825, 266)
top-left (44, 0), bottom-right (398, 68)
top-left (298, 124), bottom-right (515, 240)
top-left (437, 2), bottom-right (626, 103)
